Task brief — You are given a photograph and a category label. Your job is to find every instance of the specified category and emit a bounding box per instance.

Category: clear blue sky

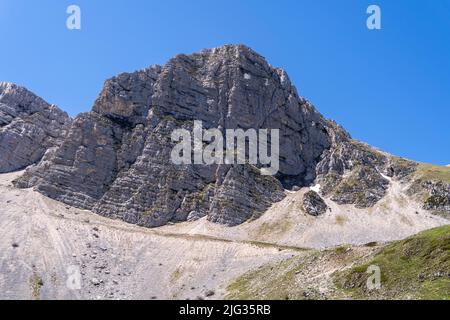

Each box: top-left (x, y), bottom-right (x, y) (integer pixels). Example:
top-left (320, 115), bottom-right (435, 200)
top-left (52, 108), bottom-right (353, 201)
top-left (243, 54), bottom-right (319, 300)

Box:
top-left (1, 0), bottom-right (449, 165)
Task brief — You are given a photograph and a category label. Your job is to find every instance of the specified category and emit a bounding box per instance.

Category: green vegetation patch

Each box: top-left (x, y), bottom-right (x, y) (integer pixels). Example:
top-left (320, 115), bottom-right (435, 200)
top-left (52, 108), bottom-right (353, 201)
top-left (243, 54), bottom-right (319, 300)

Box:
top-left (225, 254), bottom-right (309, 300)
top-left (415, 163), bottom-right (450, 184)
top-left (170, 266), bottom-right (184, 283)
top-left (334, 225), bottom-right (450, 300)
top-left (226, 226), bottom-right (450, 300)
top-left (226, 247), bottom-right (361, 300)
top-left (254, 220), bottom-right (293, 238)
top-left (29, 272), bottom-right (44, 300)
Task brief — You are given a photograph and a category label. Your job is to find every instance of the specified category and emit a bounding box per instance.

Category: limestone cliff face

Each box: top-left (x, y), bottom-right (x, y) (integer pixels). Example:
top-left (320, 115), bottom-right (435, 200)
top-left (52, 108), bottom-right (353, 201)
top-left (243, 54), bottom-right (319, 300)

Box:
top-left (11, 45), bottom-right (449, 227)
top-left (15, 45), bottom-right (332, 226)
top-left (0, 82), bottom-right (71, 173)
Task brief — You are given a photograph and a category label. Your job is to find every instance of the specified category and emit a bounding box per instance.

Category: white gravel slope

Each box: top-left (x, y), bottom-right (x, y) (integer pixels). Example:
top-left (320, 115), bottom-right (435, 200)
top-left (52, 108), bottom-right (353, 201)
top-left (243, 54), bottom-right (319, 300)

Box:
top-left (0, 172), bottom-right (297, 300)
top-left (161, 177), bottom-right (448, 249)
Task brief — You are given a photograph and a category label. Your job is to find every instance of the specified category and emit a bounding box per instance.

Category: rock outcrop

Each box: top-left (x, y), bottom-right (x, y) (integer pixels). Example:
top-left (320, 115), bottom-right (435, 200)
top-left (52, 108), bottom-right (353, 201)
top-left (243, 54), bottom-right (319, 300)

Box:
top-left (423, 181), bottom-right (450, 214)
top-left (313, 121), bottom-right (390, 208)
top-left (404, 163), bottom-right (450, 218)
top-left (0, 82), bottom-right (71, 173)
top-left (302, 191), bottom-right (328, 216)
top-left (11, 44), bottom-right (450, 227)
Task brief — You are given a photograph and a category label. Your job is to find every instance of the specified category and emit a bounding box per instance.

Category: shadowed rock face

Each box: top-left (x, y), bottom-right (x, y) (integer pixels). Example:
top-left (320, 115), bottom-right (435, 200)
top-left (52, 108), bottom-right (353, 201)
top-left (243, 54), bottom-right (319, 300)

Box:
top-left (12, 44), bottom-right (427, 227)
top-left (0, 83), bottom-right (71, 173)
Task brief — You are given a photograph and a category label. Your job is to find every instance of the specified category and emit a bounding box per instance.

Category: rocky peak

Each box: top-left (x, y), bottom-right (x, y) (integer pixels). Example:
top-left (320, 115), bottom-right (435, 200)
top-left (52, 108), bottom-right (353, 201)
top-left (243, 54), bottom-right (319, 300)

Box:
top-left (14, 45), bottom-right (334, 226)
top-left (0, 82), bottom-right (45, 112)
top-left (0, 82), bottom-right (71, 173)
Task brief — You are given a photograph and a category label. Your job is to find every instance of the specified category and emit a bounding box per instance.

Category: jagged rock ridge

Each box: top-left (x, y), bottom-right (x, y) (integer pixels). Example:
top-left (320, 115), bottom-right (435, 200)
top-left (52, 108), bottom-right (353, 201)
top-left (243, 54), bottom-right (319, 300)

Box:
top-left (0, 82), bottom-right (71, 173)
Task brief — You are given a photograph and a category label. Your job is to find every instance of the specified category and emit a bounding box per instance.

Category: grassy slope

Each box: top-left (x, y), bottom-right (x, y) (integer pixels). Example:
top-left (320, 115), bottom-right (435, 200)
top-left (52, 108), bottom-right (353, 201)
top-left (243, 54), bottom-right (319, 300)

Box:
top-left (335, 225), bottom-right (450, 300)
top-left (225, 246), bottom-right (374, 300)
top-left (415, 163), bottom-right (450, 184)
top-left (226, 226), bottom-right (450, 300)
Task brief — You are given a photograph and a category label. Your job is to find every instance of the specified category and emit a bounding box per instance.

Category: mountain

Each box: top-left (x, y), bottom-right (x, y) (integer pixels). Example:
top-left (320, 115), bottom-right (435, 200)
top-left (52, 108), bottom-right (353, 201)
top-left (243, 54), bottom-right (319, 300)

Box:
top-left (0, 45), bottom-right (449, 300)
top-left (0, 82), bottom-right (71, 173)
top-left (10, 44), bottom-right (450, 228)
